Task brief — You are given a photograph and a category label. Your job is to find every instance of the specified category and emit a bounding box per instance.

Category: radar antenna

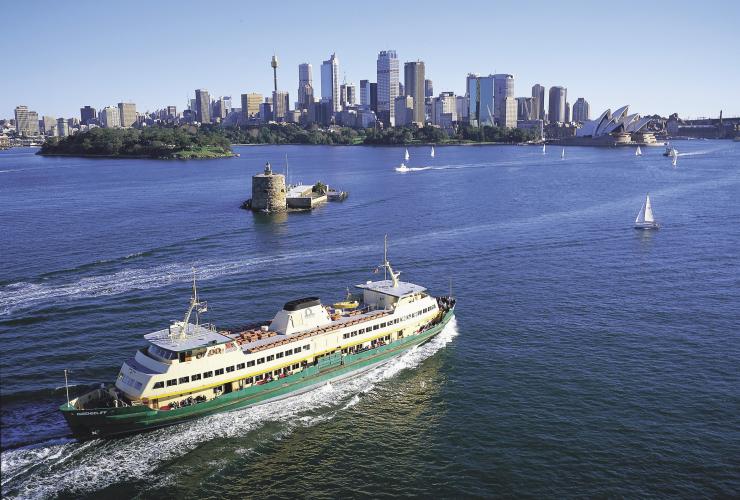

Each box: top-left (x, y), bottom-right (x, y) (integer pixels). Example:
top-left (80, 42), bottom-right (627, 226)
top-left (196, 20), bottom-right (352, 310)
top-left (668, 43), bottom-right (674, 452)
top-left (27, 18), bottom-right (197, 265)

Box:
top-left (174, 268), bottom-right (207, 339)
top-left (383, 235), bottom-right (400, 288)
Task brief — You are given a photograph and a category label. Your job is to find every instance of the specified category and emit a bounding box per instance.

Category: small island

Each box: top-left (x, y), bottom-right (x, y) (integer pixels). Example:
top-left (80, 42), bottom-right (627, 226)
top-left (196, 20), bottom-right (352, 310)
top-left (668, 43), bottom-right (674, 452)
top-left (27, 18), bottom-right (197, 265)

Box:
top-left (37, 126), bottom-right (233, 159)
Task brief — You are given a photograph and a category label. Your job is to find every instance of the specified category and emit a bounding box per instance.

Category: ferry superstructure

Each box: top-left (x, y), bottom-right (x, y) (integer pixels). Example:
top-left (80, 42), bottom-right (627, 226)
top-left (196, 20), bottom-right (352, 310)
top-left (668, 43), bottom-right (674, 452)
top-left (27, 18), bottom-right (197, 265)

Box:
top-left (60, 245), bottom-right (456, 438)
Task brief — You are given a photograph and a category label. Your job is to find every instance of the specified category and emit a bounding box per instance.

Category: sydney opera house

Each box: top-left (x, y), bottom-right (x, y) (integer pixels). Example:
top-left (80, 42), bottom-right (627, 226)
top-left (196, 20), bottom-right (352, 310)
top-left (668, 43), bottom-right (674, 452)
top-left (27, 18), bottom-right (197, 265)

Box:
top-left (567, 105), bottom-right (662, 146)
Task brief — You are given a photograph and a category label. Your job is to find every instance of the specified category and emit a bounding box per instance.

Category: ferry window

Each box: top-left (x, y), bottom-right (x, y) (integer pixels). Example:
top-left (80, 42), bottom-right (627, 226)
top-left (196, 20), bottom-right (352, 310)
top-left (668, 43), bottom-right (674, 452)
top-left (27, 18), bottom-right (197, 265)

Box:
top-left (343, 333), bottom-right (348, 339)
top-left (373, 324), bottom-right (379, 330)
top-left (274, 370), bottom-right (280, 376)
top-left (257, 358), bottom-right (265, 365)
top-left (247, 360), bottom-right (255, 367)
top-left (215, 368), bottom-right (224, 376)
top-left (203, 371), bottom-right (213, 378)
top-left (166, 379), bottom-right (177, 387)
top-left (226, 366), bottom-right (235, 373)
top-left (276, 352), bottom-right (283, 359)
top-left (267, 355), bottom-right (275, 361)
top-left (255, 374), bottom-right (263, 381)
top-left (153, 381), bottom-right (164, 389)
top-left (245, 377), bottom-right (253, 383)
top-left (381, 322), bottom-right (386, 328)
top-left (179, 376), bottom-right (189, 384)
top-left (237, 363), bottom-right (245, 370)
top-left (303, 345), bottom-right (310, 351)
top-left (192, 374), bottom-right (202, 381)
top-left (292, 363), bottom-right (299, 370)
top-left (285, 349), bottom-right (293, 356)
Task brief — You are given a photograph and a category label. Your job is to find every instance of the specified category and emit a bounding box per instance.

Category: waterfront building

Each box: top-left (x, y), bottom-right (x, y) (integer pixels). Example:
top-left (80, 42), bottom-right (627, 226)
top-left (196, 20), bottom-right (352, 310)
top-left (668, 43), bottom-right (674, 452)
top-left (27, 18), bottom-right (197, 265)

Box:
top-left (360, 80), bottom-right (371, 109)
top-left (404, 61), bottom-right (425, 125)
top-left (377, 50), bottom-right (399, 126)
top-left (493, 74), bottom-right (514, 126)
top-left (478, 75), bottom-right (495, 126)
top-left (241, 93), bottom-right (262, 120)
top-left (27, 111), bottom-right (40, 135)
top-left (298, 63), bottom-right (313, 109)
top-left (565, 102), bottom-right (571, 123)
top-left (425, 79), bottom-right (433, 98)
top-left (99, 106), bottom-right (120, 128)
top-left (194, 89), bottom-right (211, 124)
top-left (516, 97), bottom-right (534, 121)
top-left (56, 117), bottom-right (69, 137)
top-left (456, 95), bottom-right (469, 123)
top-left (431, 92), bottom-right (458, 128)
top-left (502, 97), bottom-right (518, 128)
top-left (41, 116), bottom-right (56, 135)
top-left (321, 53), bottom-right (341, 113)
top-left (532, 84), bottom-right (545, 120)
top-left (272, 91), bottom-right (290, 122)
top-left (573, 98), bottom-right (590, 123)
top-left (394, 96), bottom-right (414, 126)
top-left (14, 106), bottom-right (31, 136)
top-left (466, 74), bottom-right (480, 125)
top-left (340, 83), bottom-right (356, 107)
top-left (358, 108), bottom-right (377, 128)
top-left (548, 86), bottom-right (567, 123)
top-left (575, 105), bottom-right (652, 145)
top-left (118, 102), bottom-right (136, 128)
top-left (370, 82), bottom-right (378, 113)
top-left (80, 106), bottom-right (97, 125)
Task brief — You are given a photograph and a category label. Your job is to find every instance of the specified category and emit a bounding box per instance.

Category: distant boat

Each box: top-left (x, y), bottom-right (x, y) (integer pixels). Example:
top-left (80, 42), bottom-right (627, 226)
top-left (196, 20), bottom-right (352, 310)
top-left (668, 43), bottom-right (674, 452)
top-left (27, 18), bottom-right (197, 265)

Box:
top-left (561, 148), bottom-right (565, 160)
top-left (634, 193), bottom-right (659, 230)
top-left (404, 148), bottom-right (410, 161)
top-left (672, 153), bottom-right (678, 167)
top-left (542, 143), bottom-right (546, 154)
top-left (430, 146), bottom-right (435, 158)
top-left (635, 146), bottom-right (642, 156)
top-left (663, 146), bottom-right (677, 157)
top-left (395, 162), bottom-right (410, 173)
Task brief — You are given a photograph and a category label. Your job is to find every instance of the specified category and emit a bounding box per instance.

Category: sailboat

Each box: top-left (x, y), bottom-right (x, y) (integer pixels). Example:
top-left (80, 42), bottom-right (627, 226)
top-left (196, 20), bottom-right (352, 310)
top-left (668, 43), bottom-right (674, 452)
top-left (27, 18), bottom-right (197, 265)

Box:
top-left (561, 148), bottom-right (565, 160)
top-left (634, 193), bottom-right (659, 230)
top-left (542, 143), bottom-right (546, 154)
top-left (672, 154), bottom-right (677, 167)
top-left (430, 146), bottom-right (435, 158)
top-left (404, 148), bottom-right (410, 161)
top-left (636, 146), bottom-right (642, 156)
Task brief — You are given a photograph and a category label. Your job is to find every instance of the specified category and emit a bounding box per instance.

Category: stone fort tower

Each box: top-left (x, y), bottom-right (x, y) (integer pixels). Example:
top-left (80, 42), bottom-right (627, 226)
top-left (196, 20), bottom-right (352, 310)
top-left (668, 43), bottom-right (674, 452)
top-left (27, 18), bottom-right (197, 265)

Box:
top-left (251, 162), bottom-right (286, 211)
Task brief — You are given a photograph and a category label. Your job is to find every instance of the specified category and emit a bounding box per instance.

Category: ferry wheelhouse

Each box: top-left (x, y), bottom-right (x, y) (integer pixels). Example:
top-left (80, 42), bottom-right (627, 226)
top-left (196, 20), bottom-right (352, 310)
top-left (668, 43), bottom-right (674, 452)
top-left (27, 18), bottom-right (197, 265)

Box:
top-left (61, 247), bottom-right (456, 438)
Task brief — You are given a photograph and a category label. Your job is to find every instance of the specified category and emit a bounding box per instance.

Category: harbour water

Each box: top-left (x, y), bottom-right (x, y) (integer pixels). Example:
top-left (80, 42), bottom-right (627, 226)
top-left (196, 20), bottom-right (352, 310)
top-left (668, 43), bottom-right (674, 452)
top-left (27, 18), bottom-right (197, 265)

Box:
top-left (1, 142), bottom-right (739, 498)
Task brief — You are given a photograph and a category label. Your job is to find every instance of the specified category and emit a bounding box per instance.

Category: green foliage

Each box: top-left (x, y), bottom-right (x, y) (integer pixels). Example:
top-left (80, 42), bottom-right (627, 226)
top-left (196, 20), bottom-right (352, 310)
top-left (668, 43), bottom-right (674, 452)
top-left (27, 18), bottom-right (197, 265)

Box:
top-left (39, 126), bottom-right (232, 159)
top-left (312, 181), bottom-right (328, 194)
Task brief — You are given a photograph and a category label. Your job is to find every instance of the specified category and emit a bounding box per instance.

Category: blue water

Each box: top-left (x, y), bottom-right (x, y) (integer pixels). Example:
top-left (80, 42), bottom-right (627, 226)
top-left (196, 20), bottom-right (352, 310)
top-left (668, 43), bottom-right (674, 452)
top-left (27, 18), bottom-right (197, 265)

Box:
top-left (1, 143), bottom-right (739, 498)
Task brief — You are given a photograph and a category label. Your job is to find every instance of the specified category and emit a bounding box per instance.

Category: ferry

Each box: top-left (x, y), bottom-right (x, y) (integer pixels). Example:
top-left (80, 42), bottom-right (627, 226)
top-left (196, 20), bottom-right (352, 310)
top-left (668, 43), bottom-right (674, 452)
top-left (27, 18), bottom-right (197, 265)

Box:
top-left (60, 241), bottom-right (456, 439)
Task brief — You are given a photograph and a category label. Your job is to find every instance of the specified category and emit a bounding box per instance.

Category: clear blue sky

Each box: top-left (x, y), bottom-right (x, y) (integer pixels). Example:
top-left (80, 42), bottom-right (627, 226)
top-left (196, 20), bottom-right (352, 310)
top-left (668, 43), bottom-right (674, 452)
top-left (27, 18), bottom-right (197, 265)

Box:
top-left (5, 0), bottom-right (739, 120)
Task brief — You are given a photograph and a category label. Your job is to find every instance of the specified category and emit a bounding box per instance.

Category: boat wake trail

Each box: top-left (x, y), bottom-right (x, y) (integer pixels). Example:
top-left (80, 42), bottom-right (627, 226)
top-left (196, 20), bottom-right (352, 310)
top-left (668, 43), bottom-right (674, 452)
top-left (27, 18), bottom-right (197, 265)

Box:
top-left (0, 318), bottom-right (458, 499)
top-left (399, 160), bottom-right (528, 173)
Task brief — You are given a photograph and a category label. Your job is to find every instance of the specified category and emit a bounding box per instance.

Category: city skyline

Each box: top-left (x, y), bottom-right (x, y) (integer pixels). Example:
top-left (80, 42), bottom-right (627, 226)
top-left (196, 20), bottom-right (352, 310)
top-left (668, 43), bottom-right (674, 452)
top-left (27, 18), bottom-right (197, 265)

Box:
top-left (3, 0), bottom-right (740, 120)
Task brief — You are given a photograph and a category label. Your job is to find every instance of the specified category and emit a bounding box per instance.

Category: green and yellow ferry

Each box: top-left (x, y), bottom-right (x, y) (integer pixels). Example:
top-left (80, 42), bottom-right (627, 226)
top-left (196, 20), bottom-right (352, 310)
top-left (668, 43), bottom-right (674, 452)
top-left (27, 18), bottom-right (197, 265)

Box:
top-left (60, 248), bottom-right (456, 439)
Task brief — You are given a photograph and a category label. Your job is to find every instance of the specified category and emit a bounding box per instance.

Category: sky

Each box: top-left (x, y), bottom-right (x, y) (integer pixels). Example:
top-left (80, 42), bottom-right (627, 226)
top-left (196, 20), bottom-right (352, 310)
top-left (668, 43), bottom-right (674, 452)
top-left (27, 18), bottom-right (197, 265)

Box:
top-left (4, 0), bottom-right (740, 121)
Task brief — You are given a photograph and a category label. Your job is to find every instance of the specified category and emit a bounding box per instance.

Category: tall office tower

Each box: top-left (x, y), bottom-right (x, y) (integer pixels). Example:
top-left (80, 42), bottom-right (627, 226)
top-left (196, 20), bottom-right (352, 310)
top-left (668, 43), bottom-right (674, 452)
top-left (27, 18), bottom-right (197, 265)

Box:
top-left (259, 98), bottom-right (273, 123)
top-left (532, 84), bottom-right (546, 120)
top-left (456, 95), bottom-right (469, 123)
top-left (100, 106), bottom-right (120, 128)
top-left (493, 74), bottom-right (514, 126)
top-left (56, 117), bottom-right (69, 137)
top-left (572, 98), bottom-right (590, 122)
top-left (502, 97), bottom-right (517, 128)
top-left (376, 50), bottom-right (399, 126)
top-left (14, 106), bottom-right (30, 136)
top-left (241, 93), bottom-right (262, 120)
top-left (565, 102), bottom-right (571, 123)
top-left (431, 92), bottom-right (458, 126)
top-left (398, 82), bottom-right (404, 97)
top-left (298, 63), bottom-right (313, 109)
top-left (223, 96), bottom-right (231, 112)
top-left (360, 80), bottom-right (371, 108)
top-left (41, 116), bottom-right (56, 135)
top-left (548, 86), bottom-right (567, 123)
top-left (213, 97), bottom-right (228, 120)
top-left (80, 106), bottom-right (97, 125)
top-left (166, 106), bottom-right (177, 120)
top-left (272, 91), bottom-right (290, 121)
top-left (370, 82), bottom-right (378, 113)
top-left (404, 61), bottom-right (425, 124)
top-left (394, 96), bottom-right (414, 126)
top-left (321, 53), bottom-right (341, 112)
top-left (478, 75), bottom-right (495, 125)
top-left (340, 83), bottom-right (356, 107)
top-left (27, 111), bottom-right (39, 135)
top-left (466, 74), bottom-right (480, 125)
top-left (425, 79), bottom-right (433, 98)
top-left (194, 89), bottom-right (211, 123)
top-left (516, 97), bottom-right (534, 120)
top-left (117, 102), bottom-right (137, 127)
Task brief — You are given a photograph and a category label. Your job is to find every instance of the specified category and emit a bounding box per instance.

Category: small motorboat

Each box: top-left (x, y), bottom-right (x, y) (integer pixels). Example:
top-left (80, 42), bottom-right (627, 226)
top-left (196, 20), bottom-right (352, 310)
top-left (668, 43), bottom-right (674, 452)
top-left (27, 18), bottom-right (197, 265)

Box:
top-left (333, 300), bottom-right (359, 310)
top-left (395, 162), bottom-right (410, 173)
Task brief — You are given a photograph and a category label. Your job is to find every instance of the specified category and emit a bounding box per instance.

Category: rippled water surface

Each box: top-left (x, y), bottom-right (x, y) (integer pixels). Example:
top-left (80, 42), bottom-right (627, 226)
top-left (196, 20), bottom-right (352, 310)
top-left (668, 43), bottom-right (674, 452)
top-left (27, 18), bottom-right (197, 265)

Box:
top-left (1, 143), bottom-right (739, 498)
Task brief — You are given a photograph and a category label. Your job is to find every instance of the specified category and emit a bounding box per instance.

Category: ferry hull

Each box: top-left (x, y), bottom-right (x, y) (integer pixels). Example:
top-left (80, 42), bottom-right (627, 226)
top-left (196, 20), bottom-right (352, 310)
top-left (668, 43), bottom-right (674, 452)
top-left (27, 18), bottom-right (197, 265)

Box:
top-left (61, 307), bottom-right (455, 439)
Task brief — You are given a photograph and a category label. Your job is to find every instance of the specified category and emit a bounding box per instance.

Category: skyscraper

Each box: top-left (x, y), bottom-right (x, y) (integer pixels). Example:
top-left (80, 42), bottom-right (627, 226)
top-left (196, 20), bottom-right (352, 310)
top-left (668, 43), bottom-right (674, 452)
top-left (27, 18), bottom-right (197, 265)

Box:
top-left (425, 79), bottom-right (433, 98)
top-left (41, 116), bottom-right (56, 135)
top-left (298, 63), bottom-right (313, 109)
top-left (394, 96), bottom-right (414, 126)
top-left (28, 111), bottom-right (39, 135)
top-left (377, 50), bottom-right (399, 126)
top-left (360, 80), bottom-right (371, 109)
top-left (80, 106), bottom-right (97, 125)
top-left (466, 74), bottom-right (480, 125)
top-left (548, 86), bottom-right (567, 123)
top-left (370, 83), bottom-right (378, 113)
top-left (404, 60), bottom-right (425, 124)
top-left (241, 93), bottom-right (262, 120)
top-left (118, 102), bottom-right (136, 127)
top-left (516, 97), bottom-right (534, 121)
top-left (272, 91), bottom-right (290, 121)
top-left (100, 106), bottom-right (120, 128)
top-left (573, 98), bottom-right (590, 122)
top-left (14, 106), bottom-right (30, 136)
top-left (493, 74), bottom-right (514, 126)
top-left (321, 53), bottom-right (340, 113)
top-left (195, 89), bottom-right (211, 124)
top-left (478, 75), bottom-right (495, 126)
top-left (565, 102), bottom-right (571, 123)
top-left (532, 84), bottom-right (546, 120)
top-left (56, 117), bottom-right (69, 137)
top-left (340, 83), bottom-right (356, 107)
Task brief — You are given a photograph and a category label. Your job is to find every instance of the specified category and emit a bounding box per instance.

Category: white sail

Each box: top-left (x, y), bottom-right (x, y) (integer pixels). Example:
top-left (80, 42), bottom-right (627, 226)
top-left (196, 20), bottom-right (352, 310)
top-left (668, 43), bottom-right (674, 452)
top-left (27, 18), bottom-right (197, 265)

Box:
top-left (635, 201), bottom-right (646, 224)
top-left (561, 148), bottom-right (565, 159)
top-left (542, 144), bottom-right (546, 154)
top-left (404, 148), bottom-right (410, 161)
top-left (636, 146), bottom-right (642, 156)
top-left (431, 146), bottom-right (435, 158)
top-left (672, 154), bottom-right (677, 166)
top-left (644, 194), bottom-right (655, 223)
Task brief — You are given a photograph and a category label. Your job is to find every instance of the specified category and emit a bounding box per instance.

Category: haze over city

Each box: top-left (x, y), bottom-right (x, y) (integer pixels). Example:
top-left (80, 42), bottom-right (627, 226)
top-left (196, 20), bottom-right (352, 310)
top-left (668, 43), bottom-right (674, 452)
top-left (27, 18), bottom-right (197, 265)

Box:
top-left (4, 0), bottom-right (740, 120)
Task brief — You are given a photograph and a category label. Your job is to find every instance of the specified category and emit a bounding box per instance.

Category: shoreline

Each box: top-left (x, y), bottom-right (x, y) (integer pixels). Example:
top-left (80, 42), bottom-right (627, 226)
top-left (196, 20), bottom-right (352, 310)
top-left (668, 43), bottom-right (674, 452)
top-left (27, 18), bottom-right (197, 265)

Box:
top-left (36, 152), bottom-right (236, 160)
